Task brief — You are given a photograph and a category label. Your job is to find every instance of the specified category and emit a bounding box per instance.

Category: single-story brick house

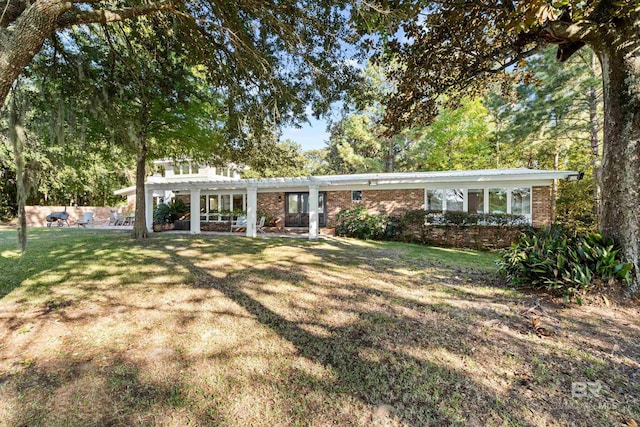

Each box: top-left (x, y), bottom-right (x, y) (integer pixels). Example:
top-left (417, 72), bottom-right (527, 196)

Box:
top-left (115, 162), bottom-right (580, 239)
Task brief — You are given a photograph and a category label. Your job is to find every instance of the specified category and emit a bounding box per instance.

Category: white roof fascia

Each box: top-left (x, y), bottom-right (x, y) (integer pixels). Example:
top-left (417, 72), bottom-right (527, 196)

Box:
top-left (114, 185), bottom-right (136, 196)
top-left (119, 169), bottom-right (580, 195)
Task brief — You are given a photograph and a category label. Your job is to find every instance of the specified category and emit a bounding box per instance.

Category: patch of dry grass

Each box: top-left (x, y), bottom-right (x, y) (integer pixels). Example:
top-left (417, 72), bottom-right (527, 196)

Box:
top-left (0, 229), bottom-right (638, 426)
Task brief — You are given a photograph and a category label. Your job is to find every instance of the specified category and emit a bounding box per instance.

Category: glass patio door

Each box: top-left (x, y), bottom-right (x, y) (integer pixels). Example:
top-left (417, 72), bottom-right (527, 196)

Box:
top-left (285, 192), bottom-right (326, 227)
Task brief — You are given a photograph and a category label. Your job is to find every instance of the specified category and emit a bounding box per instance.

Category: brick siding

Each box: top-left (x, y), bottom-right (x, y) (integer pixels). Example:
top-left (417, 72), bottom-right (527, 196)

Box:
top-left (532, 186), bottom-right (552, 228)
top-left (257, 192), bottom-right (285, 227)
top-left (325, 189), bottom-right (425, 226)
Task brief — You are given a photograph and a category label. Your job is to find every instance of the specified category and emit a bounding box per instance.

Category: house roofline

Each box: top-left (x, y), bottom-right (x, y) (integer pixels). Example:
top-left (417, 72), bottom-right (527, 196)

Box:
top-left (114, 168), bottom-right (580, 195)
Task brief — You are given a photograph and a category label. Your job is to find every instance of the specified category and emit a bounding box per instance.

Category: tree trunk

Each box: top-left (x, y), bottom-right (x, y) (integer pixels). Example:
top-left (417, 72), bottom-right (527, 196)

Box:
top-left (0, 1), bottom-right (71, 108)
top-left (385, 138), bottom-right (395, 172)
top-left (8, 87), bottom-right (28, 254)
top-left (132, 138), bottom-right (148, 239)
top-left (588, 52), bottom-right (602, 222)
top-left (551, 151), bottom-right (558, 222)
top-left (595, 30), bottom-right (640, 293)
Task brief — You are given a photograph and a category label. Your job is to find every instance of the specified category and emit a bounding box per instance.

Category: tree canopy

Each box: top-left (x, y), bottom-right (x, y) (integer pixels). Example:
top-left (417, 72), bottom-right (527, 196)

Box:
top-left (357, 0), bottom-right (640, 291)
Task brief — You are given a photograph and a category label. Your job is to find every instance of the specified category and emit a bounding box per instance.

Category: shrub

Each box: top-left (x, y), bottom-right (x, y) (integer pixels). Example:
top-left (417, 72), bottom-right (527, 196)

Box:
top-left (498, 225), bottom-right (633, 303)
top-left (153, 199), bottom-right (188, 224)
top-left (335, 205), bottom-right (389, 240)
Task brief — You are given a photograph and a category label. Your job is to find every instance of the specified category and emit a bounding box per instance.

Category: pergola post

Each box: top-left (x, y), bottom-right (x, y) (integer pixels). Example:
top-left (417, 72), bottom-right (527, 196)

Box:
top-left (145, 187), bottom-right (154, 233)
top-left (246, 186), bottom-right (257, 238)
top-left (309, 184), bottom-right (319, 240)
top-left (190, 188), bottom-right (201, 234)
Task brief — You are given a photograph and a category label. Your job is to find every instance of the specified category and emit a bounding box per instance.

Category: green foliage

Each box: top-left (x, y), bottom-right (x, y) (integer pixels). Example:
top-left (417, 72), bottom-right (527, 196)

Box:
top-left (242, 140), bottom-right (309, 178)
top-left (425, 211), bottom-right (528, 227)
top-left (153, 200), bottom-right (188, 224)
top-left (498, 226), bottom-right (633, 302)
top-left (335, 206), bottom-right (389, 240)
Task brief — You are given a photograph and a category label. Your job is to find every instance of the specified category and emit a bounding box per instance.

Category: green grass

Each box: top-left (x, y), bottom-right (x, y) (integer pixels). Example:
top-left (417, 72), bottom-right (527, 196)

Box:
top-left (0, 228), bottom-right (638, 426)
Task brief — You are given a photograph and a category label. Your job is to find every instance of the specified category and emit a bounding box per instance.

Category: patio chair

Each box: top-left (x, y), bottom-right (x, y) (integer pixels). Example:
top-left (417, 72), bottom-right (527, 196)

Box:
top-left (231, 215), bottom-right (248, 232)
top-left (257, 216), bottom-right (266, 234)
top-left (115, 213), bottom-right (126, 226)
top-left (108, 211), bottom-right (117, 226)
top-left (77, 212), bottom-right (94, 228)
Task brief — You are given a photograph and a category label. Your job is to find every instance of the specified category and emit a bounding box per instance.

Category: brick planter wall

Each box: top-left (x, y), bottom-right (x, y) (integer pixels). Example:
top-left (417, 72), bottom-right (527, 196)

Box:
top-left (401, 224), bottom-right (526, 250)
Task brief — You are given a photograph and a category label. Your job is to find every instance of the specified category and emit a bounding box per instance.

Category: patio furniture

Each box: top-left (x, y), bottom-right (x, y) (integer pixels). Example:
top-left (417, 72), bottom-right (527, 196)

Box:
top-left (231, 215), bottom-right (247, 232)
top-left (108, 211), bottom-right (118, 226)
top-left (77, 212), bottom-right (94, 228)
top-left (257, 216), bottom-right (266, 234)
top-left (115, 213), bottom-right (126, 226)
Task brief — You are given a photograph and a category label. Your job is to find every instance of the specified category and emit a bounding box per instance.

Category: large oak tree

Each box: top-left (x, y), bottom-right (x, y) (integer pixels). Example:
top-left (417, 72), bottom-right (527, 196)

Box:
top-left (2, 0), bottom-right (357, 242)
top-left (360, 1), bottom-right (640, 292)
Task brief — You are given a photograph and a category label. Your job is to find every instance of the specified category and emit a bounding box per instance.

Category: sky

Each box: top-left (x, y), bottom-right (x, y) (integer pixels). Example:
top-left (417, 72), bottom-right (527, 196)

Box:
top-left (280, 116), bottom-right (330, 151)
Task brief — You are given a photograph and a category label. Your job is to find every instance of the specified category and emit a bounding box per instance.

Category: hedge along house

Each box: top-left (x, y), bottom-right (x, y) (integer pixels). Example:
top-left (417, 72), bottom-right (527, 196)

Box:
top-left (115, 165), bottom-right (581, 240)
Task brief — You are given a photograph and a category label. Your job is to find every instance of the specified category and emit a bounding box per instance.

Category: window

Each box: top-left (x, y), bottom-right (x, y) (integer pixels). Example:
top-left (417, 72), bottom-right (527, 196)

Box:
top-left (511, 188), bottom-right (531, 216)
top-left (426, 189), bottom-right (443, 211)
top-left (172, 162), bottom-right (199, 175)
top-left (445, 189), bottom-right (464, 212)
top-left (232, 194), bottom-right (244, 212)
top-left (489, 188), bottom-right (508, 214)
top-left (200, 193), bottom-right (246, 222)
top-left (209, 195), bottom-right (219, 212)
top-left (352, 190), bottom-right (363, 202)
top-left (468, 189), bottom-right (484, 214)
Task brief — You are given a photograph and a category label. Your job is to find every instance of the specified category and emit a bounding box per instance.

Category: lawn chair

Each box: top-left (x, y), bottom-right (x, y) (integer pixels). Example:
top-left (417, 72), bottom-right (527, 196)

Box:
top-left (257, 216), bottom-right (266, 234)
top-left (77, 212), bottom-right (94, 228)
top-left (108, 211), bottom-right (117, 226)
top-left (115, 213), bottom-right (126, 226)
top-left (231, 215), bottom-right (248, 232)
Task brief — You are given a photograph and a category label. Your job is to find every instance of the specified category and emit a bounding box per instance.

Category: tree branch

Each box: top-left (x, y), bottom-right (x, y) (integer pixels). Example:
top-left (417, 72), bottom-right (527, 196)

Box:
top-left (56, 0), bottom-right (180, 28)
top-left (540, 20), bottom-right (600, 44)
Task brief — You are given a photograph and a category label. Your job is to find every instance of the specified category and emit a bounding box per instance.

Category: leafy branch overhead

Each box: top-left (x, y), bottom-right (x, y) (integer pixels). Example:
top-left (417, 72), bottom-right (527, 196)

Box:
top-left (0, 0), bottom-right (359, 130)
top-left (357, 0), bottom-right (639, 132)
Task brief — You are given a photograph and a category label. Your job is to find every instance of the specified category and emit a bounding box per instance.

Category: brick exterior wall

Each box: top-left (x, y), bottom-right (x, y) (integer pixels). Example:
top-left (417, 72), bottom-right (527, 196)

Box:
top-left (532, 186), bottom-right (552, 228)
top-left (325, 189), bottom-right (425, 227)
top-left (325, 191), bottom-right (353, 227)
top-left (257, 192), bottom-right (285, 227)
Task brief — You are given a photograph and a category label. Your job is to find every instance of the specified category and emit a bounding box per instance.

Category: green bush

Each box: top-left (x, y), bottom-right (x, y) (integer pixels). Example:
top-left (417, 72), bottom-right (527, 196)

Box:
top-left (498, 226), bottom-right (633, 303)
top-left (335, 205), bottom-right (389, 240)
top-left (153, 199), bottom-right (188, 224)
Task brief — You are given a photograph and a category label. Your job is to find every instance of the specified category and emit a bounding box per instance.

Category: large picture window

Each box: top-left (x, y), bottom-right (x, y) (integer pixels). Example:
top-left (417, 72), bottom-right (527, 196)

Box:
top-left (489, 188), bottom-right (508, 214)
top-left (426, 189), bottom-right (443, 211)
top-left (426, 187), bottom-right (532, 222)
top-left (511, 188), bottom-right (531, 216)
top-left (199, 193), bottom-right (246, 222)
top-left (445, 189), bottom-right (464, 212)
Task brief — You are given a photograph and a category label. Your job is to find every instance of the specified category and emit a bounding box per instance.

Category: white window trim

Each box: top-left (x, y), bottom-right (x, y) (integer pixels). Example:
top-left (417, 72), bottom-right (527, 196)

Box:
top-left (423, 186), bottom-right (533, 223)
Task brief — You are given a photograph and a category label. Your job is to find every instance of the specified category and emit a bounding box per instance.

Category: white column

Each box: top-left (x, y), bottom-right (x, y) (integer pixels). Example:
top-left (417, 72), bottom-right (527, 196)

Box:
top-left (145, 187), bottom-right (154, 233)
top-left (246, 187), bottom-right (257, 238)
top-left (190, 188), bottom-right (201, 234)
top-left (308, 185), bottom-right (319, 240)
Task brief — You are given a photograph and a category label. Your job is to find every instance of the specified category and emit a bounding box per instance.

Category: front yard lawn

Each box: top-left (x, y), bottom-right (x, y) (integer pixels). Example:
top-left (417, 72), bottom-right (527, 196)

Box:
top-left (0, 228), bottom-right (638, 426)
